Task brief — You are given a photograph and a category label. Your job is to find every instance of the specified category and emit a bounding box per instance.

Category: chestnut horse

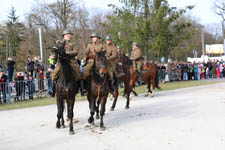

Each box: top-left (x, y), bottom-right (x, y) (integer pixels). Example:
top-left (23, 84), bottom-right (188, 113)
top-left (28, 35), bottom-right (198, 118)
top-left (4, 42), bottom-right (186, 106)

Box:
top-left (53, 41), bottom-right (79, 135)
top-left (87, 51), bottom-right (109, 130)
top-left (130, 61), bottom-right (160, 97)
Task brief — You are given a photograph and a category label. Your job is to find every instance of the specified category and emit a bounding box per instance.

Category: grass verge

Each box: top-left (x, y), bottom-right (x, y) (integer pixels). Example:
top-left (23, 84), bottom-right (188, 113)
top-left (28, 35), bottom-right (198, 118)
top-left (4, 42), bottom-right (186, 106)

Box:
top-left (0, 79), bottom-right (224, 111)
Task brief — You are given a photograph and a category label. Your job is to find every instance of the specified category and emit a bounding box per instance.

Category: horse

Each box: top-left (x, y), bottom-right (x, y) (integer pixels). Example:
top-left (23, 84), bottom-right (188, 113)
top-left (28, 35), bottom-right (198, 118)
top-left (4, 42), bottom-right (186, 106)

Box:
top-left (110, 54), bottom-right (133, 111)
top-left (87, 51), bottom-right (109, 130)
top-left (130, 61), bottom-right (160, 97)
top-left (53, 41), bottom-right (79, 135)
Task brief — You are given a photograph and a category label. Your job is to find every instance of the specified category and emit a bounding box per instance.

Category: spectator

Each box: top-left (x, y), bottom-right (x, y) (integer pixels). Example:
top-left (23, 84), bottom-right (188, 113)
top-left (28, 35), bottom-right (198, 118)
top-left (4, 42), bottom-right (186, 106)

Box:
top-left (48, 55), bottom-right (55, 70)
top-left (212, 59), bottom-right (217, 78)
top-left (207, 60), bottom-right (213, 78)
top-left (220, 64), bottom-right (224, 78)
top-left (216, 62), bottom-right (220, 78)
top-left (34, 57), bottom-right (41, 78)
top-left (198, 63), bottom-right (202, 80)
top-left (193, 63), bottom-right (198, 80)
top-left (26, 75), bottom-right (34, 100)
top-left (201, 64), bottom-right (205, 79)
top-left (26, 57), bottom-right (35, 77)
top-left (5, 57), bottom-right (16, 81)
top-left (181, 62), bottom-right (188, 81)
top-left (37, 64), bottom-right (44, 98)
top-left (0, 70), bottom-right (8, 103)
top-left (15, 72), bottom-right (25, 101)
top-left (187, 62), bottom-right (193, 80)
top-left (223, 64), bottom-right (225, 77)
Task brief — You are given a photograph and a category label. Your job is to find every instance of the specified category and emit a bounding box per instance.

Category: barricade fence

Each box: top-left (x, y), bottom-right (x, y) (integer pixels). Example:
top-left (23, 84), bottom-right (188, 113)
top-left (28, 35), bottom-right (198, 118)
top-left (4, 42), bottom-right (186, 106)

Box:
top-left (0, 79), bottom-right (52, 104)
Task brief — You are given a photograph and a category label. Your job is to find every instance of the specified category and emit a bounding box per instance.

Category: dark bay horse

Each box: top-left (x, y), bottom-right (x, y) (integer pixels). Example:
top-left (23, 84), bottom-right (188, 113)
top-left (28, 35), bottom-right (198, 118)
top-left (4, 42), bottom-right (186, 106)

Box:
top-left (53, 42), bottom-right (79, 135)
top-left (110, 55), bottom-right (133, 111)
top-left (87, 51), bottom-right (109, 130)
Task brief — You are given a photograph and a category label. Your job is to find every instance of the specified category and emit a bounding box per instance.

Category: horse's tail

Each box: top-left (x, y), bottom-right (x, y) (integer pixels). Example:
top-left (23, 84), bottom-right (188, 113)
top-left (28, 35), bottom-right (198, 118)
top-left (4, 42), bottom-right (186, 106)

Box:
top-left (155, 65), bottom-right (160, 89)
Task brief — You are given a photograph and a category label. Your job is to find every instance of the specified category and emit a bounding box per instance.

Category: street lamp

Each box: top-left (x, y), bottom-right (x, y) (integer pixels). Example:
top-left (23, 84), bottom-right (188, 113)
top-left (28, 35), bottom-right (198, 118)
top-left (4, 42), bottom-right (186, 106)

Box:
top-left (34, 24), bottom-right (44, 64)
top-left (200, 25), bottom-right (205, 56)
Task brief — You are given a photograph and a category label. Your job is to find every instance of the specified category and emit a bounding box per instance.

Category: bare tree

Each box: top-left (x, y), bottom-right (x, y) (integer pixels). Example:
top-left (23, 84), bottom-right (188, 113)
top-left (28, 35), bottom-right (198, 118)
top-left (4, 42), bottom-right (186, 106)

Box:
top-left (214, 0), bottom-right (225, 37)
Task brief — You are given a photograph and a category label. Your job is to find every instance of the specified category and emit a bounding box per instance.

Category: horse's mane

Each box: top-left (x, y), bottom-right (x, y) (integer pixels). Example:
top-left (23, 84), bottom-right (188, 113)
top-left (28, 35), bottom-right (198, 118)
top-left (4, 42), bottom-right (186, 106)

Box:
top-left (121, 55), bottom-right (132, 66)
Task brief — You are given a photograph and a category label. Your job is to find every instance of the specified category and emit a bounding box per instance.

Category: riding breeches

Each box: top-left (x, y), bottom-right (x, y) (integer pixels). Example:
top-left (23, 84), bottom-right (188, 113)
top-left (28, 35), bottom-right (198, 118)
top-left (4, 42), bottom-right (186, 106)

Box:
top-left (132, 61), bottom-right (142, 73)
top-left (107, 62), bottom-right (114, 80)
top-left (51, 62), bottom-right (82, 81)
top-left (83, 59), bottom-right (94, 79)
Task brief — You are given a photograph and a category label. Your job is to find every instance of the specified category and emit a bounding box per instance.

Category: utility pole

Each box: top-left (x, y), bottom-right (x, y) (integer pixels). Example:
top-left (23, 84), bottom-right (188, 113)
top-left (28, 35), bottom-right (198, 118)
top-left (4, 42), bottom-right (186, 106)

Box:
top-left (201, 25), bottom-right (205, 56)
top-left (38, 27), bottom-right (43, 64)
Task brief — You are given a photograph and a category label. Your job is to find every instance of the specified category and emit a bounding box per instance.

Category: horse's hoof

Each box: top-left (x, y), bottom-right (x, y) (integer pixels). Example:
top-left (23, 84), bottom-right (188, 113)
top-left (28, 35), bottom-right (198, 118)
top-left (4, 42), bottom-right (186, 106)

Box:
top-left (88, 117), bottom-right (94, 124)
top-left (96, 115), bottom-right (100, 120)
top-left (144, 94), bottom-right (149, 97)
top-left (69, 130), bottom-right (74, 135)
top-left (100, 126), bottom-right (106, 131)
top-left (56, 122), bottom-right (60, 128)
top-left (62, 125), bottom-right (66, 128)
top-left (110, 107), bottom-right (114, 111)
top-left (125, 106), bottom-right (129, 109)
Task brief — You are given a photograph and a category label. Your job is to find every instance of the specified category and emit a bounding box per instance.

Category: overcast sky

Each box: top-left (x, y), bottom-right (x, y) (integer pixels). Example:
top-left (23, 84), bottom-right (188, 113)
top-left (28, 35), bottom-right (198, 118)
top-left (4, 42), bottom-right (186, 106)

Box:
top-left (0, 0), bottom-right (222, 25)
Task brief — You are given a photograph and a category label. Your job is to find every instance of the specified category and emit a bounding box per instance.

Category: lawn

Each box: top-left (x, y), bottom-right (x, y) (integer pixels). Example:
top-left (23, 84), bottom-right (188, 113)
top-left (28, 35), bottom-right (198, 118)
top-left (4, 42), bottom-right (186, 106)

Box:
top-left (0, 79), bottom-right (224, 111)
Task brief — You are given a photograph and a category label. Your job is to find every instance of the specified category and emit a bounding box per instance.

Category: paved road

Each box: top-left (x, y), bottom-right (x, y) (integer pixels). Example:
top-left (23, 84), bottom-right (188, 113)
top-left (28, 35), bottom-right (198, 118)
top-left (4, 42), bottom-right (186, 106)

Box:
top-left (1, 82), bottom-right (225, 150)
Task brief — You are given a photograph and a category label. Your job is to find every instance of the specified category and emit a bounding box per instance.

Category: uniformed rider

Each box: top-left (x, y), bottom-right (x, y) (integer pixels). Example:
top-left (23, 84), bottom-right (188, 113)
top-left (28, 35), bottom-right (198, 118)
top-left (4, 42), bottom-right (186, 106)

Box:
top-left (50, 29), bottom-right (86, 96)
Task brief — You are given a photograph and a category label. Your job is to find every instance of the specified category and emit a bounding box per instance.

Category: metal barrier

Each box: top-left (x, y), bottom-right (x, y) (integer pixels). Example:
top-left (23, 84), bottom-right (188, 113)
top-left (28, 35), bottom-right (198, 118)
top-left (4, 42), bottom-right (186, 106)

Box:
top-left (0, 79), bottom-right (52, 104)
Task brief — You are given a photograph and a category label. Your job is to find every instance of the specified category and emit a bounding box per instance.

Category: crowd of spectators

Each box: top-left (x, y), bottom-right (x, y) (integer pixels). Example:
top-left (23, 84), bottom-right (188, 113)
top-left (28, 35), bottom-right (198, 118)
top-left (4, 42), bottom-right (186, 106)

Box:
top-left (0, 55), bottom-right (55, 104)
top-left (158, 59), bottom-right (225, 82)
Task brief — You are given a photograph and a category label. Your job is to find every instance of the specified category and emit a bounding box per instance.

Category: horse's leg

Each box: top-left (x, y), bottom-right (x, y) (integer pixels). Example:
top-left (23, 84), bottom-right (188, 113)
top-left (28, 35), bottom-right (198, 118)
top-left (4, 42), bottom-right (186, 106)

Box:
top-left (100, 96), bottom-right (107, 130)
top-left (110, 88), bottom-right (119, 111)
top-left (88, 97), bottom-right (96, 125)
top-left (56, 94), bottom-right (62, 128)
top-left (125, 86), bottom-right (131, 109)
top-left (61, 101), bottom-right (65, 128)
top-left (67, 98), bottom-right (75, 135)
top-left (132, 89), bottom-right (138, 96)
top-left (151, 78), bottom-right (155, 97)
top-left (96, 98), bottom-right (100, 119)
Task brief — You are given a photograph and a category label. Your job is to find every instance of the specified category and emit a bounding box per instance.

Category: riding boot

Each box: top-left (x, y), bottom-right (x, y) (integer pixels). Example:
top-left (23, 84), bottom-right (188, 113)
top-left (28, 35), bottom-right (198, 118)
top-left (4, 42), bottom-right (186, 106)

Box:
top-left (109, 80), bottom-right (115, 93)
top-left (51, 80), bottom-right (57, 97)
top-left (80, 80), bottom-right (87, 96)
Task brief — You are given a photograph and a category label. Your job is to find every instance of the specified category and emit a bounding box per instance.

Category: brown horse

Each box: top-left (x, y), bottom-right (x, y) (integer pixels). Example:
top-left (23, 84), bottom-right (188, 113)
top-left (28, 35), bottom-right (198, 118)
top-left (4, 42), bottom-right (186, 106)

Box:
top-left (130, 61), bottom-right (160, 97)
top-left (87, 51), bottom-right (109, 130)
top-left (53, 41), bottom-right (79, 135)
top-left (110, 55), bottom-right (133, 110)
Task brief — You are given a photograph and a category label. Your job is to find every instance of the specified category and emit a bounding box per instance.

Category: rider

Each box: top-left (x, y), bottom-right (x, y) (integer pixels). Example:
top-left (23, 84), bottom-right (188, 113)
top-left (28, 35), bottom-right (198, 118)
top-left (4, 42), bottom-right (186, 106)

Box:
top-left (105, 35), bottom-right (124, 78)
top-left (83, 32), bottom-right (105, 79)
top-left (50, 29), bottom-right (86, 96)
top-left (83, 33), bottom-right (115, 92)
top-left (130, 42), bottom-right (143, 75)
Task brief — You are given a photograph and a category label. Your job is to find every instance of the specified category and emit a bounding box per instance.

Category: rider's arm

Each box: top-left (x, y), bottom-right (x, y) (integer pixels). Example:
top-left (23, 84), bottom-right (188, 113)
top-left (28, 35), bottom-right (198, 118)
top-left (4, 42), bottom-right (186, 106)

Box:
top-left (107, 46), bottom-right (117, 61)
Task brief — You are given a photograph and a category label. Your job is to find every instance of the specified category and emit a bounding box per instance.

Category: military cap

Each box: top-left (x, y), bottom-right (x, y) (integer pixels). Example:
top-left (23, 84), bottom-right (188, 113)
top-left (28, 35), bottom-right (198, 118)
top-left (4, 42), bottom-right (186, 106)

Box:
top-left (90, 32), bottom-right (101, 38)
top-left (62, 29), bottom-right (73, 36)
top-left (105, 35), bottom-right (112, 41)
top-left (132, 42), bottom-right (138, 46)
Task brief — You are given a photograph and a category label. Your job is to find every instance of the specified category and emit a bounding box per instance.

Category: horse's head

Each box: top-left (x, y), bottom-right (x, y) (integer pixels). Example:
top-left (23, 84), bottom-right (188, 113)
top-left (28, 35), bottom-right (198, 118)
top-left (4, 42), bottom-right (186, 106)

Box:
top-left (94, 51), bottom-right (107, 78)
top-left (52, 41), bottom-right (69, 63)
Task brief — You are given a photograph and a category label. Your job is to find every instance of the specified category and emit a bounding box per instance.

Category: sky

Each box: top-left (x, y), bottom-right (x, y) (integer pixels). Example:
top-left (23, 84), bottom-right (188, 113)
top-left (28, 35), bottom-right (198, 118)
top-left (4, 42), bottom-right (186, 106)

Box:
top-left (0, 0), bottom-right (222, 25)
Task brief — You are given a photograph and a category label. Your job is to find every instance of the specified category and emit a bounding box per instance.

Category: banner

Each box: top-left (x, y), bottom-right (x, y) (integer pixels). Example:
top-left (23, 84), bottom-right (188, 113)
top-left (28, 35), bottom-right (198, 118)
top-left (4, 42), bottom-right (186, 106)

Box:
top-left (206, 44), bottom-right (224, 54)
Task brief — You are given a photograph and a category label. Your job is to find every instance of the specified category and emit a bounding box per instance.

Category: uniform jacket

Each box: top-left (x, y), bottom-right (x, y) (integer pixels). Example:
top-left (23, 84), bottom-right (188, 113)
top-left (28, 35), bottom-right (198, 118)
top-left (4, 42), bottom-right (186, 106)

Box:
top-left (130, 47), bottom-right (142, 61)
top-left (105, 43), bottom-right (118, 62)
top-left (85, 41), bottom-right (105, 59)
